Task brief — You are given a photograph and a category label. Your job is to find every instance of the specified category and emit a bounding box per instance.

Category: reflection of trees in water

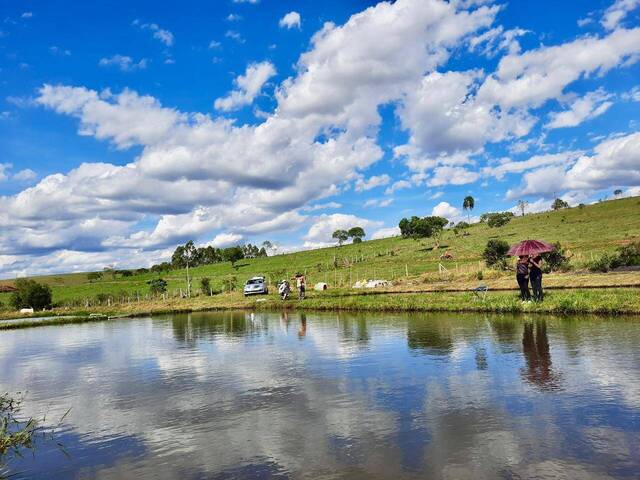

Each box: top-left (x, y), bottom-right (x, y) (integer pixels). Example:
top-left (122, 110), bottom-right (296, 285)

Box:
top-left (407, 318), bottom-right (453, 356)
top-left (521, 320), bottom-right (562, 391)
top-left (337, 315), bottom-right (370, 346)
top-left (489, 318), bottom-right (520, 353)
top-left (171, 312), bottom-right (267, 342)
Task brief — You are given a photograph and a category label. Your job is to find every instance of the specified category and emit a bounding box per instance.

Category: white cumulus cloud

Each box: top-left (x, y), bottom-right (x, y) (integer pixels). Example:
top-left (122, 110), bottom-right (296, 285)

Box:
top-left (279, 11), bottom-right (301, 29)
top-left (214, 61), bottom-right (276, 111)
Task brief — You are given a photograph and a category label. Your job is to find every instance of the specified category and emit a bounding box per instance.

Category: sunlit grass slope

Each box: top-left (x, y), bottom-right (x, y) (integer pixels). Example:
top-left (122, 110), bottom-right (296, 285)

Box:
top-left (0, 196), bottom-right (639, 307)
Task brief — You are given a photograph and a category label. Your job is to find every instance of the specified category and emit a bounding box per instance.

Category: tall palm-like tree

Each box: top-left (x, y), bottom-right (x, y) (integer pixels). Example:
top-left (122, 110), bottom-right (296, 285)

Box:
top-left (462, 196), bottom-right (475, 223)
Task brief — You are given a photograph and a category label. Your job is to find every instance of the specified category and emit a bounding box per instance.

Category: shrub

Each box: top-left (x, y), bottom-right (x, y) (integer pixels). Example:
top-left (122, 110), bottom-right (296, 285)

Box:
top-left (148, 278), bottom-right (167, 296)
top-left (200, 277), bottom-right (211, 295)
top-left (586, 242), bottom-right (640, 272)
top-left (616, 241), bottom-right (640, 266)
top-left (483, 239), bottom-right (510, 268)
top-left (87, 272), bottom-right (103, 282)
top-left (10, 279), bottom-right (52, 311)
top-left (95, 293), bottom-right (111, 304)
top-left (222, 276), bottom-right (237, 292)
top-left (453, 221), bottom-right (470, 235)
top-left (587, 254), bottom-right (619, 273)
top-left (541, 242), bottom-right (571, 272)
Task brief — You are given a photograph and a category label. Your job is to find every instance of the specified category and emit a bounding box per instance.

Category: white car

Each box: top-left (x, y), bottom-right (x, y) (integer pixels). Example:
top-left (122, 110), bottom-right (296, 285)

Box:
top-left (243, 277), bottom-right (269, 297)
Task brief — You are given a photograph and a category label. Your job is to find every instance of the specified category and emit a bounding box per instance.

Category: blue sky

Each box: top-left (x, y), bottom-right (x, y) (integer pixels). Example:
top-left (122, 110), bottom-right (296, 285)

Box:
top-left (0, 0), bottom-right (639, 276)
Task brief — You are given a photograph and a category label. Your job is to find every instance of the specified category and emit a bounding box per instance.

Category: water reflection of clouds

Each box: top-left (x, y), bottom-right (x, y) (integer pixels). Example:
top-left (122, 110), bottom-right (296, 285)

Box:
top-left (0, 313), bottom-right (638, 478)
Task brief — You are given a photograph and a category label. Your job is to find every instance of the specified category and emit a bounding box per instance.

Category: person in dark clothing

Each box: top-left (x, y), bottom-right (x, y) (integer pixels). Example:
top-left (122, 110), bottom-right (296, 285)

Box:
top-left (516, 255), bottom-right (531, 301)
top-left (529, 255), bottom-right (544, 301)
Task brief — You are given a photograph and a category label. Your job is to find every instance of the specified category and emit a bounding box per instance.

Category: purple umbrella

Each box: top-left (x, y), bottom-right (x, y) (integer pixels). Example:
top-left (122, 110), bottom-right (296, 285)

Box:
top-left (507, 239), bottom-right (555, 257)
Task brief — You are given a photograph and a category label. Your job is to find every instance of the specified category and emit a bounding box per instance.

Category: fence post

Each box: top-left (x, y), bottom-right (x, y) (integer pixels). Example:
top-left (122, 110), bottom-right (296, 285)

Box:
top-left (405, 264), bottom-right (409, 277)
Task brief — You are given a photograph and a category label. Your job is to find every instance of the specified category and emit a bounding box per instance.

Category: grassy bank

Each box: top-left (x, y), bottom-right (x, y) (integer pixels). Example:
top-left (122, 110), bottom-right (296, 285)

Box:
top-left (2, 286), bottom-right (638, 330)
top-left (0, 197), bottom-right (640, 311)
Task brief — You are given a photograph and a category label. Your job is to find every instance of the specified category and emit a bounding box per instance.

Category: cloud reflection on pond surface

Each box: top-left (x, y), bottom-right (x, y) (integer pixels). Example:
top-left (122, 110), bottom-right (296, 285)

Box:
top-left (0, 312), bottom-right (638, 479)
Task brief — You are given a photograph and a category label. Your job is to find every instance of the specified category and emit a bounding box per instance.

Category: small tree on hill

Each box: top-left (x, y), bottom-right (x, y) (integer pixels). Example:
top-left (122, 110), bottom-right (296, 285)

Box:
top-left (183, 241), bottom-right (197, 297)
top-left (551, 198), bottom-right (569, 210)
top-left (462, 196), bottom-right (475, 222)
top-left (332, 229), bottom-right (349, 246)
top-left (348, 227), bottom-right (365, 244)
top-left (398, 216), bottom-right (448, 240)
top-left (517, 200), bottom-right (529, 216)
top-left (87, 272), bottom-right (103, 283)
top-left (614, 189), bottom-right (622, 197)
top-left (485, 212), bottom-right (514, 228)
top-left (10, 279), bottom-right (52, 310)
top-left (221, 246), bottom-right (244, 269)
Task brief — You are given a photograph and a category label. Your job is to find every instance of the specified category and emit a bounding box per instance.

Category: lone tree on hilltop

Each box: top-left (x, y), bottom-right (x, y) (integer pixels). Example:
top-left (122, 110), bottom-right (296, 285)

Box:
top-left (462, 196), bottom-right (475, 222)
top-left (398, 216), bottom-right (448, 240)
top-left (332, 229), bottom-right (349, 246)
top-left (551, 198), bottom-right (570, 210)
top-left (348, 227), bottom-right (366, 244)
top-left (517, 200), bottom-right (529, 217)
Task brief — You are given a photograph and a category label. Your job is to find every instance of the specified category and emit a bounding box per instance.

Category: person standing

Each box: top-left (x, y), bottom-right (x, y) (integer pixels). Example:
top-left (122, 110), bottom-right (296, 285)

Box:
top-left (516, 255), bottom-right (531, 301)
top-left (529, 255), bottom-right (544, 301)
top-left (295, 273), bottom-right (306, 300)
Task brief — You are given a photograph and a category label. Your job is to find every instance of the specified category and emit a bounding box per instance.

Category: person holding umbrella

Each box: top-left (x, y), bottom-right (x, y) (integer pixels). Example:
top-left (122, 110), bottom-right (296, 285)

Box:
top-left (508, 240), bottom-right (555, 302)
top-left (515, 255), bottom-right (531, 301)
top-left (529, 255), bottom-right (544, 301)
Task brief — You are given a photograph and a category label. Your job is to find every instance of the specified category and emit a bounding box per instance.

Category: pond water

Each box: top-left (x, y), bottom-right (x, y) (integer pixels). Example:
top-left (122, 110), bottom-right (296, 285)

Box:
top-left (1, 311), bottom-right (639, 479)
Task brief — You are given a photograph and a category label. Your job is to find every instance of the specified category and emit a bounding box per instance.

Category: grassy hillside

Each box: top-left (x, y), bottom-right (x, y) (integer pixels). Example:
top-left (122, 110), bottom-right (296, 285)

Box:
top-left (1, 196), bottom-right (639, 308)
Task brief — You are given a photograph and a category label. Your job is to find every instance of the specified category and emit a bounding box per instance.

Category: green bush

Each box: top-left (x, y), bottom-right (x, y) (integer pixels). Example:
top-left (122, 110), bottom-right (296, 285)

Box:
top-left (200, 277), bottom-right (211, 295)
top-left (9, 279), bottom-right (52, 311)
top-left (483, 239), bottom-right (510, 269)
top-left (95, 293), bottom-right (111, 304)
top-left (222, 276), bottom-right (238, 292)
top-left (541, 242), bottom-right (571, 272)
top-left (147, 278), bottom-right (167, 296)
top-left (587, 253), bottom-right (620, 273)
top-left (617, 241), bottom-right (640, 266)
top-left (586, 242), bottom-right (640, 272)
